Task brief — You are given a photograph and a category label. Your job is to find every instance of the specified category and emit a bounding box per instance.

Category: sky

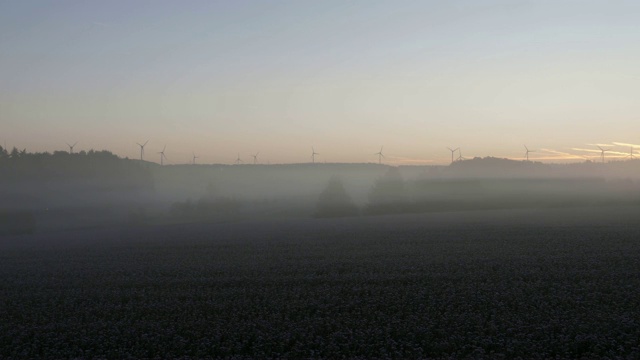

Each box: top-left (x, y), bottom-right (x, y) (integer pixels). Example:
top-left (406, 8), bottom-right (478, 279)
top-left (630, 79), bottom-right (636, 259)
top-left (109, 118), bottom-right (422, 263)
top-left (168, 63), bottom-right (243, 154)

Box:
top-left (1, 0), bottom-right (640, 165)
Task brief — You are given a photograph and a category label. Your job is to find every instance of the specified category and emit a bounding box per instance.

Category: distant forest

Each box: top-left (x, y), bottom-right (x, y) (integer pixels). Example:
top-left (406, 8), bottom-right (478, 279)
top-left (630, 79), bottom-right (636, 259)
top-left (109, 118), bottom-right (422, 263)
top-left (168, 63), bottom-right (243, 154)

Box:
top-left (0, 146), bottom-right (151, 184)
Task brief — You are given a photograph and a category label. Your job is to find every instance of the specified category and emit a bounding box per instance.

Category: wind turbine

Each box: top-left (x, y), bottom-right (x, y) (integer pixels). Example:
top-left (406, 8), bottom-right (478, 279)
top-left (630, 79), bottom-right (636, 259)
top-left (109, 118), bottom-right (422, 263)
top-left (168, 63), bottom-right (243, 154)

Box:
top-left (524, 145), bottom-right (536, 161)
top-left (235, 153), bottom-right (242, 165)
top-left (375, 146), bottom-right (385, 164)
top-left (311, 147), bottom-right (319, 163)
top-left (192, 152), bottom-right (199, 165)
top-left (626, 147), bottom-right (636, 160)
top-left (136, 140), bottom-right (149, 161)
top-left (66, 142), bottom-right (78, 154)
top-left (447, 147), bottom-right (459, 164)
top-left (457, 148), bottom-right (467, 162)
top-left (158, 145), bottom-right (167, 165)
top-left (251, 152), bottom-right (259, 164)
top-left (596, 145), bottom-right (610, 164)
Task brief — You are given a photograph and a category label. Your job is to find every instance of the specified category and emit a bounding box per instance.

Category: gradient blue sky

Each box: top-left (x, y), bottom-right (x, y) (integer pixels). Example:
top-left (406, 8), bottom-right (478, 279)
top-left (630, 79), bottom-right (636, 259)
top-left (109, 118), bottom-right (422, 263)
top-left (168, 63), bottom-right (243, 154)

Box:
top-left (2, 1), bottom-right (639, 164)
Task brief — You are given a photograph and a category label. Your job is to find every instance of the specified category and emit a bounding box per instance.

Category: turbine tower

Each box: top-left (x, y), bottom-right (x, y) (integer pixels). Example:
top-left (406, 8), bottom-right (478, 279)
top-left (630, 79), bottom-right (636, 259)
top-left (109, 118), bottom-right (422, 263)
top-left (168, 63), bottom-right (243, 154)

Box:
top-left (136, 140), bottom-right (149, 161)
top-left (375, 146), bottom-right (385, 164)
top-left (252, 152), bottom-right (259, 164)
top-left (447, 147), bottom-right (459, 164)
top-left (192, 153), bottom-right (199, 165)
top-left (66, 142), bottom-right (78, 154)
top-left (311, 147), bottom-right (319, 163)
top-left (524, 145), bottom-right (536, 161)
top-left (158, 145), bottom-right (167, 166)
top-left (235, 153), bottom-right (242, 165)
top-left (597, 145), bottom-right (610, 164)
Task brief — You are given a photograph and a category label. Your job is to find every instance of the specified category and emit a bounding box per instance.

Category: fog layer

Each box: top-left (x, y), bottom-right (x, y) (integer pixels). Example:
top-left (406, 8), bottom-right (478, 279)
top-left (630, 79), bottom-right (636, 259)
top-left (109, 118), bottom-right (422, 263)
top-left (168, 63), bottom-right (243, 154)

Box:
top-left (1, 148), bottom-right (639, 234)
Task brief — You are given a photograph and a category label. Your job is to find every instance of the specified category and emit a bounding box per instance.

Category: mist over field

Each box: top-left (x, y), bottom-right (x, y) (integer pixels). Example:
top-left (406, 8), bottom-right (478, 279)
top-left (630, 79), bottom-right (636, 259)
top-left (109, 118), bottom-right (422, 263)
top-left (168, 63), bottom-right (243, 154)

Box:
top-left (2, 149), bottom-right (640, 234)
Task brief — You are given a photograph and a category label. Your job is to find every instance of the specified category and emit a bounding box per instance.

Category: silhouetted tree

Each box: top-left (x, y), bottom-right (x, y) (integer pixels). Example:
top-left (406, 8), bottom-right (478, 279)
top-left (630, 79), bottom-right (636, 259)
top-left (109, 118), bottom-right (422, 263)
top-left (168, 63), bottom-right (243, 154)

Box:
top-left (366, 167), bottom-right (406, 214)
top-left (315, 177), bottom-right (359, 217)
top-left (205, 180), bottom-right (219, 199)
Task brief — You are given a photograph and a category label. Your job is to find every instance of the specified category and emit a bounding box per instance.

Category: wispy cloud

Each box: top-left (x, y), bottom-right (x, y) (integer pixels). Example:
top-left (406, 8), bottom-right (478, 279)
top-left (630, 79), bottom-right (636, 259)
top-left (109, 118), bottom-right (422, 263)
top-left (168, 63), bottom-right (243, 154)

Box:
top-left (586, 143), bottom-right (617, 148)
top-left (613, 142), bottom-right (640, 148)
top-left (538, 148), bottom-right (587, 160)
top-left (572, 148), bottom-right (629, 157)
top-left (572, 147), bottom-right (605, 154)
top-left (387, 156), bottom-right (434, 165)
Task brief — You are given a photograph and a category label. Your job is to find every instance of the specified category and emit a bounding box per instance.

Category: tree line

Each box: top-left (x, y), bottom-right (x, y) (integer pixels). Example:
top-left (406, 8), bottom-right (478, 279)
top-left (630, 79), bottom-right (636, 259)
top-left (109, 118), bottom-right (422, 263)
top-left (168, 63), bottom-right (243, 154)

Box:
top-left (0, 146), bottom-right (152, 184)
